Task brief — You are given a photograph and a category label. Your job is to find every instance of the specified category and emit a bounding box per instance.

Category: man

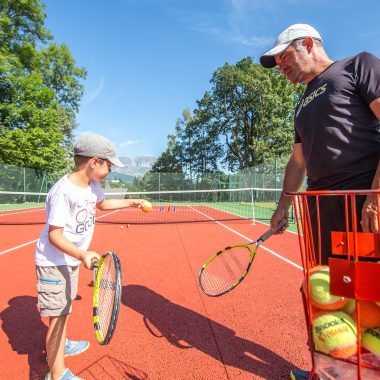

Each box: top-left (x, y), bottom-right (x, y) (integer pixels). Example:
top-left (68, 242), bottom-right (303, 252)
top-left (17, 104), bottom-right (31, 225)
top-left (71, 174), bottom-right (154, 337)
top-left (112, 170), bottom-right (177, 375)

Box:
top-left (260, 23), bottom-right (380, 253)
top-left (260, 23), bottom-right (380, 379)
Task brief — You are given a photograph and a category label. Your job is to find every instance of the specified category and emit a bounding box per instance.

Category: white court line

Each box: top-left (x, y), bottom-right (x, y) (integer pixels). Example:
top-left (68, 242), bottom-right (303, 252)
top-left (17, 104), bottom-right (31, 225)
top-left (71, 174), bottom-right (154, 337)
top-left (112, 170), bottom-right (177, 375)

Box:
top-left (188, 206), bottom-right (303, 271)
top-left (0, 209), bottom-right (121, 256)
top-left (0, 239), bottom-right (38, 255)
top-left (0, 208), bottom-right (45, 218)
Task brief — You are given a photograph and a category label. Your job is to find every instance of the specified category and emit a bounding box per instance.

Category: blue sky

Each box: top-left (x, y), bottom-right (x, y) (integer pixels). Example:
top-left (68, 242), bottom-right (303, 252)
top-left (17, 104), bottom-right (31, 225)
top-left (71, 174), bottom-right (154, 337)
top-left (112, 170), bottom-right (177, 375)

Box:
top-left (44, 0), bottom-right (380, 158)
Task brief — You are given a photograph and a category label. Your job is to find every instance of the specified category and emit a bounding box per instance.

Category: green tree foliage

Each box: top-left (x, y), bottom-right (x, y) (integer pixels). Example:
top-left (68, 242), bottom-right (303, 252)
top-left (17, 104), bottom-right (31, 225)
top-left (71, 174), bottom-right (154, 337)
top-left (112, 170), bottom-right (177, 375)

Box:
top-left (205, 57), bottom-right (303, 171)
top-left (152, 107), bottom-right (224, 181)
top-left (0, 0), bottom-right (86, 172)
top-left (152, 57), bottom-right (304, 178)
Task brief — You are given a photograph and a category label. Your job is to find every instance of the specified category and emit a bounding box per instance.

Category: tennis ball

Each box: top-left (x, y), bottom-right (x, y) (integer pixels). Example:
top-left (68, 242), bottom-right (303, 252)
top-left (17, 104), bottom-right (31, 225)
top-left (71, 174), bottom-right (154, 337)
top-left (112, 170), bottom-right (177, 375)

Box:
top-left (304, 266), bottom-right (347, 311)
top-left (343, 299), bottom-right (356, 315)
top-left (120, 225), bottom-right (124, 229)
top-left (362, 328), bottom-right (380, 357)
top-left (357, 301), bottom-right (380, 329)
top-left (312, 311), bottom-right (357, 359)
top-left (142, 201), bottom-right (152, 213)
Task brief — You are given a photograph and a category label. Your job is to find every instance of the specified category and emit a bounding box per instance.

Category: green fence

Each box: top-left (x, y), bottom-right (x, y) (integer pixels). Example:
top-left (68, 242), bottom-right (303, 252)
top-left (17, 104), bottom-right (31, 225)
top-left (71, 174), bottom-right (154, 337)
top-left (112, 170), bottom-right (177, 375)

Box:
top-left (0, 158), bottom-right (295, 194)
top-left (120, 157), bottom-right (291, 193)
top-left (0, 163), bottom-right (57, 193)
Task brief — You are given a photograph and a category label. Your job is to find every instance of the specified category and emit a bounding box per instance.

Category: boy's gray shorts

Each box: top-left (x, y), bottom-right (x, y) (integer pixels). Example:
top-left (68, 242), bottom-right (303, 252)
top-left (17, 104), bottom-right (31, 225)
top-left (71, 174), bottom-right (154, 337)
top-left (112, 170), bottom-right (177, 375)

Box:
top-left (36, 265), bottom-right (80, 317)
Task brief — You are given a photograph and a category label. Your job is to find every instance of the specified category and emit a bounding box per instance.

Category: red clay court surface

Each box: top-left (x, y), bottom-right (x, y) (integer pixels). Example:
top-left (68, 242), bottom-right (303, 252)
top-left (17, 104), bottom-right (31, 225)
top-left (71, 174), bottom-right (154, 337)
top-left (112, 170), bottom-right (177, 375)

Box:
top-left (0, 219), bottom-right (311, 379)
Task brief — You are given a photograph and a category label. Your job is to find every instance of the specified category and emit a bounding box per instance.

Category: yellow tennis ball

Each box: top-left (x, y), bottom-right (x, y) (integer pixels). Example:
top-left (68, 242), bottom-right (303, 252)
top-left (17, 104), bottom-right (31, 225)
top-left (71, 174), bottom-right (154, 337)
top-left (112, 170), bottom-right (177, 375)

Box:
top-left (362, 328), bottom-right (380, 357)
top-left (142, 201), bottom-right (152, 213)
top-left (343, 299), bottom-right (356, 315)
top-left (304, 266), bottom-right (347, 311)
top-left (312, 311), bottom-right (357, 359)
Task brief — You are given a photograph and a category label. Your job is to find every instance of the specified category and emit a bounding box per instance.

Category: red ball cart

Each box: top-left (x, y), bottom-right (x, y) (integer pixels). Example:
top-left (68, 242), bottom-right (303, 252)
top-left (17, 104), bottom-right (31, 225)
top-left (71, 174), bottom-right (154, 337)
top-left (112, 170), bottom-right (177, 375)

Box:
top-left (289, 189), bottom-right (380, 380)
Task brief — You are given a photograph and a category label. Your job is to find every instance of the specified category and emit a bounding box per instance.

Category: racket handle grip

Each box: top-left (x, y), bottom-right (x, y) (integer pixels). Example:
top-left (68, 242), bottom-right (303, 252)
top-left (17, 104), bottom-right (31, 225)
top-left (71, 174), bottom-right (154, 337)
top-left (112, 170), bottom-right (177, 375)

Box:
top-left (91, 258), bottom-right (99, 285)
top-left (259, 219), bottom-right (287, 242)
top-left (91, 258), bottom-right (99, 269)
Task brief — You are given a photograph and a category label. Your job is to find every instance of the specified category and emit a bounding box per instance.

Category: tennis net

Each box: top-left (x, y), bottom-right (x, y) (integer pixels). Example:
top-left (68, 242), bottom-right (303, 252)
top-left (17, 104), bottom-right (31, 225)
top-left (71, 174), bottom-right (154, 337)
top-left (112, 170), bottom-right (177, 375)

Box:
top-left (0, 188), bottom-right (287, 225)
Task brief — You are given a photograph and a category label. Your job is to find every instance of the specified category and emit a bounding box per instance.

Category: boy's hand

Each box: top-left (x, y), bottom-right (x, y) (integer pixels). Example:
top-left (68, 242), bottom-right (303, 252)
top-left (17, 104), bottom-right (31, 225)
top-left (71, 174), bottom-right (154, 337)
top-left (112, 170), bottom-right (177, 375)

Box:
top-left (137, 199), bottom-right (147, 209)
top-left (82, 251), bottom-right (101, 269)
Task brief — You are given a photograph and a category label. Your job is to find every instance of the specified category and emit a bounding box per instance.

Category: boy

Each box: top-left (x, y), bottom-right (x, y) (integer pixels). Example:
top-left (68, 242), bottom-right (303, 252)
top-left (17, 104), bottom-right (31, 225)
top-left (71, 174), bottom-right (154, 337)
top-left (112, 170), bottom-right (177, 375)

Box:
top-left (35, 133), bottom-right (148, 380)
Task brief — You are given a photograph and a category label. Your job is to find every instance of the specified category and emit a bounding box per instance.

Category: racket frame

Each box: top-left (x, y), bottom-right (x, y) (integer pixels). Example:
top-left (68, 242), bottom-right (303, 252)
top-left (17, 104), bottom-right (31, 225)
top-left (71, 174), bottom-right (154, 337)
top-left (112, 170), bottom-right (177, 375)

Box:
top-left (198, 240), bottom-right (259, 297)
top-left (93, 251), bottom-right (122, 345)
top-left (198, 220), bottom-right (286, 297)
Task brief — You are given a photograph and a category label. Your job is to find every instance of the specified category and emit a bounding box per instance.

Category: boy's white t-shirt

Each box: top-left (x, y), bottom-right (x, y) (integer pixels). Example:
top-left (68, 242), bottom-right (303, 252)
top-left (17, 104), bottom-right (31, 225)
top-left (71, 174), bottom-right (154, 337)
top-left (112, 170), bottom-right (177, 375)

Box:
top-left (35, 174), bottom-right (105, 267)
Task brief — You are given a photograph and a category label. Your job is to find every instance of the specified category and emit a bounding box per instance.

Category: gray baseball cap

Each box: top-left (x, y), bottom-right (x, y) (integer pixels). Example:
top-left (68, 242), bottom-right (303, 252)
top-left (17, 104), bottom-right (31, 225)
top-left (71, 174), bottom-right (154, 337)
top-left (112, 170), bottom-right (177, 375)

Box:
top-left (260, 24), bottom-right (323, 69)
top-left (74, 133), bottom-right (124, 167)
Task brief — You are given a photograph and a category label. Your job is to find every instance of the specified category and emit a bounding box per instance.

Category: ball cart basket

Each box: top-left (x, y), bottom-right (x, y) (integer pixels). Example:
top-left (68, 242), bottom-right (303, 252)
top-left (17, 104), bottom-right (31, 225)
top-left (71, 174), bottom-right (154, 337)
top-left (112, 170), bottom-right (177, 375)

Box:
top-left (289, 189), bottom-right (380, 380)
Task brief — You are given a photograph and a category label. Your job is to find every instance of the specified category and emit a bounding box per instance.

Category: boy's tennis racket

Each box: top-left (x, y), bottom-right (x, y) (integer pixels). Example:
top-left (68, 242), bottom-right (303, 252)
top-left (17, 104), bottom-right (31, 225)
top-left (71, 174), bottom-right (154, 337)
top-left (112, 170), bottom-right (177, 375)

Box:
top-left (92, 251), bottom-right (122, 345)
top-left (198, 220), bottom-right (287, 297)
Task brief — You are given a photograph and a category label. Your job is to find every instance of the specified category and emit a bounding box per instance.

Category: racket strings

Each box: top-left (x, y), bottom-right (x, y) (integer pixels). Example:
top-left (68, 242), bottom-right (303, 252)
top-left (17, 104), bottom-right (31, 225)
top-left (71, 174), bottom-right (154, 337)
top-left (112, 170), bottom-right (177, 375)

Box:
top-left (97, 256), bottom-right (117, 335)
top-left (200, 245), bottom-right (252, 295)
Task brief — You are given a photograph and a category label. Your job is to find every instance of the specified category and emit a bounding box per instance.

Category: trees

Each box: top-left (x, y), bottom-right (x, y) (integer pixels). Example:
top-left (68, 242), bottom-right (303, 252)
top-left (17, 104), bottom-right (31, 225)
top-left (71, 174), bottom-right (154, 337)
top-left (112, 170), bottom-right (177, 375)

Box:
top-left (202, 57), bottom-right (303, 171)
top-left (0, 0), bottom-right (86, 172)
top-left (152, 57), bottom-right (304, 178)
top-left (152, 107), bottom-right (224, 184)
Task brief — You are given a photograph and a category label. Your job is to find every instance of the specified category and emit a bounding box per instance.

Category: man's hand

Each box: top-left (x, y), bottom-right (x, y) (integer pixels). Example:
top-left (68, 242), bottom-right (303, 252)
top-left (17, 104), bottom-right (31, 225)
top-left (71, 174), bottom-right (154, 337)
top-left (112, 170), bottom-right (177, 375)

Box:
top-left (361, 195), bottom-right (379, 233)
top-left (270, 207), bottom-right (289, 234)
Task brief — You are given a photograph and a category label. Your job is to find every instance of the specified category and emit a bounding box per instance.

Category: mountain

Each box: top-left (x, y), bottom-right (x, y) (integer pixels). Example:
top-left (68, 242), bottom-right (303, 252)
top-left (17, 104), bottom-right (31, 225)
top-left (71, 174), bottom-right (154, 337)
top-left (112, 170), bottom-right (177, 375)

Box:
top-left (113, 156), bottom-right (157, 177)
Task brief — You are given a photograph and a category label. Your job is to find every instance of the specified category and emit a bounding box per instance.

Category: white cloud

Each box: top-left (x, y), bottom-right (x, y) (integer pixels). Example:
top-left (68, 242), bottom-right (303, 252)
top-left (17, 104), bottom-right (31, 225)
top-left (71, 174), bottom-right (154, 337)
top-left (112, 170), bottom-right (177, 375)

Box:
top-left (82, 77), bottom-right (106, 108)
top-left (179, 0), bottom-right (275, 49)
top-left (120, 139), bottom-right (141, 148)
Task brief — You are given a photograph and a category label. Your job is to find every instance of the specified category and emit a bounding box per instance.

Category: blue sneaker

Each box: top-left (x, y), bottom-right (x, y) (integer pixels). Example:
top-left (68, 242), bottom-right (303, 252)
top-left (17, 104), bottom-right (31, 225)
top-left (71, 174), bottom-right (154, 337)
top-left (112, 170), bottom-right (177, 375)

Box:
top-left (45, 339), bottom-right (89, 363)
top-left (64, 339), bottom-right (90, 357)
top-left (45, 368), bottom-right (83, 380)
top-left (290, 369), bottom-right (312, 380)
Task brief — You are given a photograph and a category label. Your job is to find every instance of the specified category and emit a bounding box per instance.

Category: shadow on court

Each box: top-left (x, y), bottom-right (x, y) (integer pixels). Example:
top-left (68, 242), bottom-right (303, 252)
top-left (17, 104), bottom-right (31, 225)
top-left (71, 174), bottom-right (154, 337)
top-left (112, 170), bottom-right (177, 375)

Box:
top-left (0, 295), bottom-right (48, 380)
top-left (78, 355), bottom-right (149, 380)
top-left (122, 285), bottom-right (299, 379)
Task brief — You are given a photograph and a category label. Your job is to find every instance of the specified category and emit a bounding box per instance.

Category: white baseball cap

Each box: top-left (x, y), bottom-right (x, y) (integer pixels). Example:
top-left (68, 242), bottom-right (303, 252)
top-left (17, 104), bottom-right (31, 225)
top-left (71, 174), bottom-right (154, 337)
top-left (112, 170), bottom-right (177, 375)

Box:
top-left (260, 24), bottom-right (323, 68)
top-left (74, 133), bottom-right (125, 167)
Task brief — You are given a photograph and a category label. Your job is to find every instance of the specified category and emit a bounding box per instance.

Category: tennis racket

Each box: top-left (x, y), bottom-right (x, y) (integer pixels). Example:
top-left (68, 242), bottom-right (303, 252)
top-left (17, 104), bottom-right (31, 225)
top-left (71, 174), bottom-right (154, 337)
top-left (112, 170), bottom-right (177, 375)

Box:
top-left (92, 251), bottom-right (122, 345)
top-left (198, 220), bottom-right (287, 297)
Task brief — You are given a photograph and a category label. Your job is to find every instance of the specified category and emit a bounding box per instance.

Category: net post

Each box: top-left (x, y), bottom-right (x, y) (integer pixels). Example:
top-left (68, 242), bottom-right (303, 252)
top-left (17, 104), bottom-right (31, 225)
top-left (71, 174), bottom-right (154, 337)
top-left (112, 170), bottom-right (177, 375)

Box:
top-left (250, 188), bottom-right (256, 225)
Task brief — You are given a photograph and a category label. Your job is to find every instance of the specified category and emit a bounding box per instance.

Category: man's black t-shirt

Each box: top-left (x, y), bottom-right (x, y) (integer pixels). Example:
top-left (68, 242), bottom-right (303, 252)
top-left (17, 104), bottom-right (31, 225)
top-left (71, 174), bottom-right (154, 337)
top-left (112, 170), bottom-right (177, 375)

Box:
top-left (294, 52), bottom-right (380, 190)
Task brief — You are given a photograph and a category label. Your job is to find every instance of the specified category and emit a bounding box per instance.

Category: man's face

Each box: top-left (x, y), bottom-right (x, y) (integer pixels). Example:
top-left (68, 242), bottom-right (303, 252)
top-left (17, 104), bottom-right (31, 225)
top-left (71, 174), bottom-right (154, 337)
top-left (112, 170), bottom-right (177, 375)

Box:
top-left (274, 40), bottom-right (309, 84)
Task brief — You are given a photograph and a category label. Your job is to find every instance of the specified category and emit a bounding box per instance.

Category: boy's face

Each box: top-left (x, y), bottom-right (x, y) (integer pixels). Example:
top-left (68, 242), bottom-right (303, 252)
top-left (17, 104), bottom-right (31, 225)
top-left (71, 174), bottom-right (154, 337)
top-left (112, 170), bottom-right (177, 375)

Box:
top-left (90, 157), bottom-right (112, 182)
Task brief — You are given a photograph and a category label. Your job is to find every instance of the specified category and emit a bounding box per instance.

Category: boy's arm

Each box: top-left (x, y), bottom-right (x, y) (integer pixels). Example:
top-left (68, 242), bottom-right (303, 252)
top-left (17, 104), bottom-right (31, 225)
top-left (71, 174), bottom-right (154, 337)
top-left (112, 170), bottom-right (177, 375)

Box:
top-left (48, 226), bottom-right (100, 269)
top-left (96, 198), bottom-right (147, 210)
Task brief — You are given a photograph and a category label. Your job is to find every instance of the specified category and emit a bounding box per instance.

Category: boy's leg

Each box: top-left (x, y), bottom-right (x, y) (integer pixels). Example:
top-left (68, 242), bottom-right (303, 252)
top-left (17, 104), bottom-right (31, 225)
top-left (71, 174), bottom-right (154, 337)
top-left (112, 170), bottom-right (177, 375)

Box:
top-left (36, 265), bottom-right (77, 378)
top-left (64, 265), bottom-right (89, 356)
top-left (46, 314), bottom-right (68, 380)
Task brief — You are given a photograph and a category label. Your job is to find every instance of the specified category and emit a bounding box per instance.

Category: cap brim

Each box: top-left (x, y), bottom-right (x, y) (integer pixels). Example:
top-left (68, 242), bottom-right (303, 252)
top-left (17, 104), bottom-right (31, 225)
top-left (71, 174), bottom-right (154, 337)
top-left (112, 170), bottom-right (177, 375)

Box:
top-left (259, 42), bottom-right (291, 68)
top-left (108, 157), bottom-right (125, 168)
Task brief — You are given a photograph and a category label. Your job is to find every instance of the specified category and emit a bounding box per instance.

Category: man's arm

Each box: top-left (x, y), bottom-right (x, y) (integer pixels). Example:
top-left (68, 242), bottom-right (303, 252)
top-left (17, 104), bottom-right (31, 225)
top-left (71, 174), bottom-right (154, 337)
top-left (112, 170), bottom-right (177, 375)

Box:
top-left (361, 97), bottom-right (380, 233)
top-left (271, 143), bottom-right (306, 231)
top-left (369, 97), bottom-right (380, 119)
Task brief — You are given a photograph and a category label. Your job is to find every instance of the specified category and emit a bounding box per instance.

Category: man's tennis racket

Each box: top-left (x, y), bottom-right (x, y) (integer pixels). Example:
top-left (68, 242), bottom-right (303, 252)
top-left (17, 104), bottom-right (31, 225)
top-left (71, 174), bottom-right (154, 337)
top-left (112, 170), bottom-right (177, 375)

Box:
top-left (92, 251), bottom-right (122, 345)
top-left (198, 221), bottom-right (287, 297)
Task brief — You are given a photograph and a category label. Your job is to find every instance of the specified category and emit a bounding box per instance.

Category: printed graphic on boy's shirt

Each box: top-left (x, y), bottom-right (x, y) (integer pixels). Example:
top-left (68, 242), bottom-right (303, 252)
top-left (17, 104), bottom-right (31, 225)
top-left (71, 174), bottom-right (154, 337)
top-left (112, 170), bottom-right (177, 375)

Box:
top-left (76, 200), bottom-right (96, 233)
